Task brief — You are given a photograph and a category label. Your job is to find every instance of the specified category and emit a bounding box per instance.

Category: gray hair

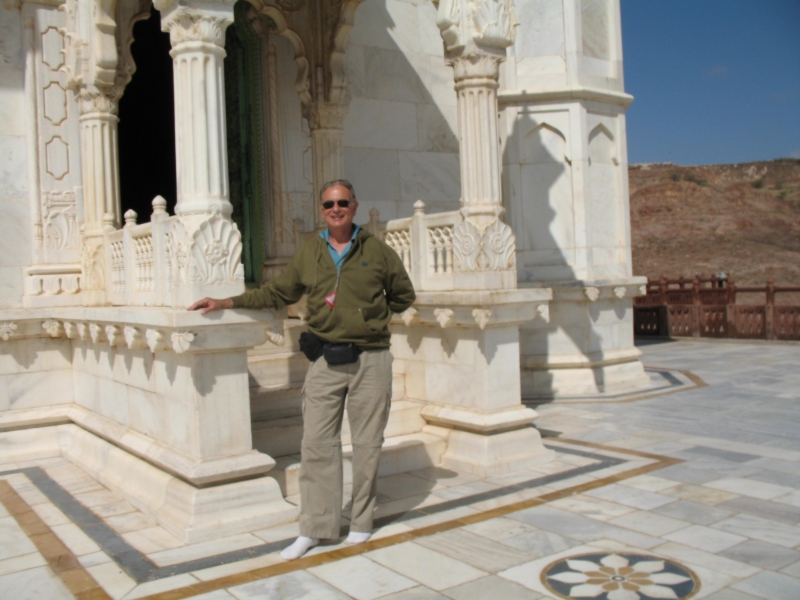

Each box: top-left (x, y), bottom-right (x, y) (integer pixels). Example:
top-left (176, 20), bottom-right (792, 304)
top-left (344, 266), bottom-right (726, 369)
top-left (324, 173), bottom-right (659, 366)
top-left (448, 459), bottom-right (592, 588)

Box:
top-left (319, 179), bottom-right (357, 202)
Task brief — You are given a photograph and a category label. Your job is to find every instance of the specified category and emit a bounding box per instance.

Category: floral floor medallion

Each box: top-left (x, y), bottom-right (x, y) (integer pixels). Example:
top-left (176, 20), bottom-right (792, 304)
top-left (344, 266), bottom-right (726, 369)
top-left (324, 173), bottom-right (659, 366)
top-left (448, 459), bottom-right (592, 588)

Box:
top-left (541, 552), bottom-right (699, 600)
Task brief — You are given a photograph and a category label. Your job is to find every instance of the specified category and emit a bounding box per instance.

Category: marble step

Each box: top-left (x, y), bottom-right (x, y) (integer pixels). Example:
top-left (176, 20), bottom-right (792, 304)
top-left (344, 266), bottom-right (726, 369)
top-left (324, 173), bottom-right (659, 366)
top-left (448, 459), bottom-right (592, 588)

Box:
top-left (251, 385), bottom-right (303, 421)
top-left (269, 431), bottom-right (448, 497)
top-left (252, 399), bottom-right (426, 459)
top-left (249, 371), bottom-right (406, 422)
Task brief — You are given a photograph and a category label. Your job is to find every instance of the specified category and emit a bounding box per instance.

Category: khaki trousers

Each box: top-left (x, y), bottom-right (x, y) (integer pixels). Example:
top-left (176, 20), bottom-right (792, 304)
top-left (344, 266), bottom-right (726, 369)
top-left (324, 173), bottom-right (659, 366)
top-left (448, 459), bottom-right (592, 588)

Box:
top-left (299, 348), bottom-right (393, 539)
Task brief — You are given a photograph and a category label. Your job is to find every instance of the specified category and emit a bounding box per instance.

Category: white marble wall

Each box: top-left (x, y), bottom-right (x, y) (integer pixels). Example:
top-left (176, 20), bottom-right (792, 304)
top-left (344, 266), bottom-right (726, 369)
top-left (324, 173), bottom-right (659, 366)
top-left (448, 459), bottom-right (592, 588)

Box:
top-left (0, 3), bottom-right (31, 309)
top-left (344, 0), bottom-right (461, 222)
top-left (0, 337), bottom-right (74, 412)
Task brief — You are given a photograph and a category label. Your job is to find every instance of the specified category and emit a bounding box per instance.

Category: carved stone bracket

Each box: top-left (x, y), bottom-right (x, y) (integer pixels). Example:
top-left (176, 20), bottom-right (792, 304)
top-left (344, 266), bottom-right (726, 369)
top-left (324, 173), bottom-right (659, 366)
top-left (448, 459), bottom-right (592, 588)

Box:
top-left (434, 308), bottom-right (457, 329)
top-left (76, 322), bottom-right (91, 341)
top-left (124, 326), bottom-right (147, 349)
top-left (584, 287), bottom-right (601, 302)
top-left (548, 280), bottom-right (649, 303)
top-left (392, 289), bottom-right (552, 332)
top-left (265, 328), bottom-right (284, 346)
top-left (0, 323), bottom-right (18, 342)
top-left (171, 331), bottom-right (196, 354)
top-left (42, 320), bottom-right (66, 338)
top-left (89, 323), bottom-right (107, 344)
top-left (472, 308), bottom-right (492, 330)
top-left (105, 325), bottom-right (125, 346)
top-left (401, 307), bottom-right (420, 327)
top-left (146, 329), bottom-right (170, 353)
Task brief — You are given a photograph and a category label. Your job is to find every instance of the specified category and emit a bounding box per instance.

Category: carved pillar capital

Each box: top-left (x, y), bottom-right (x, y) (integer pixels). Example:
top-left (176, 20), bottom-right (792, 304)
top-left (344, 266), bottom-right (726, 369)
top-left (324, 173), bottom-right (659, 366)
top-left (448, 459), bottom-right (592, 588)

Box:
top-left (76, 86), bottom-right (120, 117)
top-left (304, 102), bottom-right (348, 131)
top-left (159, 8), bottom-right (234, 49)
top-left (436, 0), bottom-right (518, 60)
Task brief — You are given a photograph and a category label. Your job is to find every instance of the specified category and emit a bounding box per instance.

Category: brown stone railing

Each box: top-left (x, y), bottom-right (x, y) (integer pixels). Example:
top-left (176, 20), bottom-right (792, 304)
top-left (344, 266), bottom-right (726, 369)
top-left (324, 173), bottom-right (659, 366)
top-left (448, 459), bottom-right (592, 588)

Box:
top-left (634, 275), bottom-right (800, 341)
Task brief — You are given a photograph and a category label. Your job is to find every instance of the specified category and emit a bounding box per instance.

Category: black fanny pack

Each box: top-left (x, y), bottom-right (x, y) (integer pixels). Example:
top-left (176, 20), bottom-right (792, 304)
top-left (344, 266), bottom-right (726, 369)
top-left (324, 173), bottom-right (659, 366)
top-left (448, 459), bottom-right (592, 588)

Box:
top-left (299, 332), bottom-right (362, 365)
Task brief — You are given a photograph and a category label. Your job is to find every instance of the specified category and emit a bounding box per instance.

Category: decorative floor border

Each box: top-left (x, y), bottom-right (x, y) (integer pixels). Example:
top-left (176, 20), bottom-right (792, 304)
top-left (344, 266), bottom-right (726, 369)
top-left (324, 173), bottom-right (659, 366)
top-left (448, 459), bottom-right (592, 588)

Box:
top-left (1, 441), bottom-right (683, 600)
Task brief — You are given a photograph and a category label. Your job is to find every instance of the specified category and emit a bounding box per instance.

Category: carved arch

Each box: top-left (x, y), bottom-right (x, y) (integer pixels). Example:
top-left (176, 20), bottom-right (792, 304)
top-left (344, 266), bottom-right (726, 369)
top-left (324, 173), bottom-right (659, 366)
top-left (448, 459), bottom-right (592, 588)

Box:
top-left (115, 0), bottom-right (152, 94)
top-left (522, 122), bottom-right (569, 165)
top-left (246, 0), bottom-right (312, 105)
top-left (588, 123), bottom-right (617, 165)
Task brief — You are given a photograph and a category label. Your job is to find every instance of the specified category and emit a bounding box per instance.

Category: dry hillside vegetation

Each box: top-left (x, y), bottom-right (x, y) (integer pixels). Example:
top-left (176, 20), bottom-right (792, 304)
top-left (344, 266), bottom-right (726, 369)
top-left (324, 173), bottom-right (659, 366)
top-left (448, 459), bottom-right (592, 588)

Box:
top-left (629, 159), bottom-right (800, 286)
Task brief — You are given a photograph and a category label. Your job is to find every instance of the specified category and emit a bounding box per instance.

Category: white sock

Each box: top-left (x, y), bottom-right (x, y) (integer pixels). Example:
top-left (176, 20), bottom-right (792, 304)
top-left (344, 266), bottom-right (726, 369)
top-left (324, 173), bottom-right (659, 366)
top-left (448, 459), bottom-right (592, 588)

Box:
top-left (280, 536), bottom-right (319, 560)
top-left (345, 531), bottom-right (371, 545)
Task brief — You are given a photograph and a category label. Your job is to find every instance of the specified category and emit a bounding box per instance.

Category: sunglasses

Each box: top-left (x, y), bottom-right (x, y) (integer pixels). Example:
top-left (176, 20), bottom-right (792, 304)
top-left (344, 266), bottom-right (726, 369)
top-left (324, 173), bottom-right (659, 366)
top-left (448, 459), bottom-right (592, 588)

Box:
top-left (321, 200), bottom-right (352, 210)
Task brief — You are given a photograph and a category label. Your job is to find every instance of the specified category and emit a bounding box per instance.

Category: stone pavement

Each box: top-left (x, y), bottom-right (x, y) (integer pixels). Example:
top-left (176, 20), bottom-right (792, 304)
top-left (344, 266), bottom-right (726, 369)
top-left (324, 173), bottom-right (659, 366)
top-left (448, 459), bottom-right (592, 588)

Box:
top-left (1, 338), bottom-right (799, 599)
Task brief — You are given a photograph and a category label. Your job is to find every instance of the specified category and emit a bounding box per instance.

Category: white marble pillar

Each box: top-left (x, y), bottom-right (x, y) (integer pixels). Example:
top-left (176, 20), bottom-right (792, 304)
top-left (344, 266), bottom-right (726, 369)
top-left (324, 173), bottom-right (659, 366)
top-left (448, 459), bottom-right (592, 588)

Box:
top-left (157, 0), bottom-right (245, 306)
top-left (454, 58), bottom-right (504, 223)
top-left (77, 89), bottom-right (121, 305)
top-left (162, 7), bottom-right (233, 219)
top-left (438, 0), bottom-right (519, 289)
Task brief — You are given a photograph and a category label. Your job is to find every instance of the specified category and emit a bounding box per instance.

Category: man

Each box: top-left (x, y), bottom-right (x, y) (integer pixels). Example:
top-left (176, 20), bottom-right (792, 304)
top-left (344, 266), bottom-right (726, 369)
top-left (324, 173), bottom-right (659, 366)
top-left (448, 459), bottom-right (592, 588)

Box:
top-left (189, 180), bottom-right (415, 560)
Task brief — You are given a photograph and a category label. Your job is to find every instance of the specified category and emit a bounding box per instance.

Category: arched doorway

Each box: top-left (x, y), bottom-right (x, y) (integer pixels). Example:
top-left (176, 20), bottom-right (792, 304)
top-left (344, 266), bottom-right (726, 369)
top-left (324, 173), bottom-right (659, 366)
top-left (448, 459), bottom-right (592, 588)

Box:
top-left (118, 8), bottom-right (177, 221)
top-left (119, 2), bottom-right (274, 285)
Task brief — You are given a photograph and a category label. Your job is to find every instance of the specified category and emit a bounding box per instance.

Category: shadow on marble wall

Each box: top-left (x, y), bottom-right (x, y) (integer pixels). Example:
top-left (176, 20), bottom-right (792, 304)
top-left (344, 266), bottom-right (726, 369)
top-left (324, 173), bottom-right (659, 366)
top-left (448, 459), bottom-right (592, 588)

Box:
top-left (505, 114), bottom-right (608, 395)
top-left (345, 0), bottom-right (461, 223)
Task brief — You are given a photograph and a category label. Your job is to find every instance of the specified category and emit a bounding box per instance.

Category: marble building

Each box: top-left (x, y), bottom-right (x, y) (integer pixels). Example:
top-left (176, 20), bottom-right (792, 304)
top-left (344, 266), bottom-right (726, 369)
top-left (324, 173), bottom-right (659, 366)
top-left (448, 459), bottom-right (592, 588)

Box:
top-left (0, 0), bottom-right (646, 541)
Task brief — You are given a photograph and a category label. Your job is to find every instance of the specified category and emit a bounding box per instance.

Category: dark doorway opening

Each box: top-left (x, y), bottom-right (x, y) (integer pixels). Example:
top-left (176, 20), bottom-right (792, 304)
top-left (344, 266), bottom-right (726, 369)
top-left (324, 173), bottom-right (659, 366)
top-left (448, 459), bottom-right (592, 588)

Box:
top-left (118, 9), bottom-right (177, 222)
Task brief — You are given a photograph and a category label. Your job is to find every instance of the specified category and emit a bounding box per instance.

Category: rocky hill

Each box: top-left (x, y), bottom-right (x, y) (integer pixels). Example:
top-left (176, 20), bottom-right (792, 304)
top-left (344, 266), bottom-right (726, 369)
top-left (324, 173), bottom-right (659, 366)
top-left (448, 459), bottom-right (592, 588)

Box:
top-left (629, 159), bottom-right (800, 286)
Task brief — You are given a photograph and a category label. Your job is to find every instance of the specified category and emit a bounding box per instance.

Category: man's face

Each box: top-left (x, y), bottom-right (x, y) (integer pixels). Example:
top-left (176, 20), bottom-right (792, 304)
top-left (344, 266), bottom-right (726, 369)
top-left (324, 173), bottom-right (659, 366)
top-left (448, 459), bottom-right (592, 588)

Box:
top-left (320, 184), bottom-right (358, 231)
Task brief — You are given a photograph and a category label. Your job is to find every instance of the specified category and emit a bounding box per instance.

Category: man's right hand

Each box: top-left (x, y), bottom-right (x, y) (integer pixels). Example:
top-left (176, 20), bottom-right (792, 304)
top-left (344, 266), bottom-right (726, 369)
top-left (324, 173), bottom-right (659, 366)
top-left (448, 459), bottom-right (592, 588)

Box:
top-left (187, 297), bottom-right (234, 315)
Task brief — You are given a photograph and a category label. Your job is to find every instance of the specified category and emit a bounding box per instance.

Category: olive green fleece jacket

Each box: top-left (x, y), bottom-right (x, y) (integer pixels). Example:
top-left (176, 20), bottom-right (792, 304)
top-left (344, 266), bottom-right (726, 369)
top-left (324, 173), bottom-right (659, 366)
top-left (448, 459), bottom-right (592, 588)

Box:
top-left (230, 229), bottom-right (415, 349)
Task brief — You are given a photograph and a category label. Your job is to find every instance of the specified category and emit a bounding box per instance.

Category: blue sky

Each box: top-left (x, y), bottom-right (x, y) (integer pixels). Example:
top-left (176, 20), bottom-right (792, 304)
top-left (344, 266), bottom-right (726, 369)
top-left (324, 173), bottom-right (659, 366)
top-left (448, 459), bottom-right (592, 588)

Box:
top-left (620, 0), bottom-right (800, 166)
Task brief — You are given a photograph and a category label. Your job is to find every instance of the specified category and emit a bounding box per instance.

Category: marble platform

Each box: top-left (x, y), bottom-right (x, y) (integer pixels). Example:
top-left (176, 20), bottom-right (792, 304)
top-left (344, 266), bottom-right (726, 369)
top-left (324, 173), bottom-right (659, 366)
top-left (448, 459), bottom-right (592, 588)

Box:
top-left (1, 338), bottom-right (799, 599)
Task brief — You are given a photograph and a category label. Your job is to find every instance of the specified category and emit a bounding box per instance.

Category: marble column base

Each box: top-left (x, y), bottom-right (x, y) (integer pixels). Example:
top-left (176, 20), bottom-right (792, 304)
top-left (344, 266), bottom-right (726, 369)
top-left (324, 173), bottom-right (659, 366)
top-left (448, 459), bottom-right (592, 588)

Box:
top-left (427, 425), bottom-right (554, 477)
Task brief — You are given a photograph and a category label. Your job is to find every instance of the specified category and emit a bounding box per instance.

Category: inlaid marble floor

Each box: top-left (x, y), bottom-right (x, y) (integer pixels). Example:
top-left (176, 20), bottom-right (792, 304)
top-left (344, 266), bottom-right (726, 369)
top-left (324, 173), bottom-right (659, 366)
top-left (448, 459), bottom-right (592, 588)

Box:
top-left (1, 338), bottom-right (799, 600)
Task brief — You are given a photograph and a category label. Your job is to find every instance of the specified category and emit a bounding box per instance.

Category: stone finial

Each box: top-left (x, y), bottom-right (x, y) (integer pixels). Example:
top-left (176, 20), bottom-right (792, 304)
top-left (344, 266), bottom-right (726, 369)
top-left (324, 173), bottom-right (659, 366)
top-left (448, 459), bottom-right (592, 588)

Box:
top-left (124, 209), bottom-right (138, 228)
top-left (152, 195), bottom-right (168, 216)
top-left (102, 212), bottom-right (116, 232)
top-left (413, 200), bottom-right (426, 215)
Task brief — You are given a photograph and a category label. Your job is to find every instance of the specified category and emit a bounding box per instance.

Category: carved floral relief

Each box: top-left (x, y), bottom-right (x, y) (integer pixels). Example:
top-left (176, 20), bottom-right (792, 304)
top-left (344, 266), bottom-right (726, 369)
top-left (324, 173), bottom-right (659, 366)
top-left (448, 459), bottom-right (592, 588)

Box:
top-left (452, 217), bottom-right (516, 272)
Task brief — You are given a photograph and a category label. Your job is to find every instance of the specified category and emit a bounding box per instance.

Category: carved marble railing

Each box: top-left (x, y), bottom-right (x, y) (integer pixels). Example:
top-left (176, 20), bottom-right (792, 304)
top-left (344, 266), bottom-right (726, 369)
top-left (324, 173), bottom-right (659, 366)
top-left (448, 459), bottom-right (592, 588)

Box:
top-left (368, 200), bottom-right (516, 292)
top-left (104, 197), bottom-right (173, 306)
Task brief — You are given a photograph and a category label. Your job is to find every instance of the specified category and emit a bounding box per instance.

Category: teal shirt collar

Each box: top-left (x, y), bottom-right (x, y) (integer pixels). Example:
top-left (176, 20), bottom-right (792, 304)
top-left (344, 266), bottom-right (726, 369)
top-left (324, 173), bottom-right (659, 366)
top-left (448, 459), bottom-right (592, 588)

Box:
top-left (320, 225), bottom-right (360, 270)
